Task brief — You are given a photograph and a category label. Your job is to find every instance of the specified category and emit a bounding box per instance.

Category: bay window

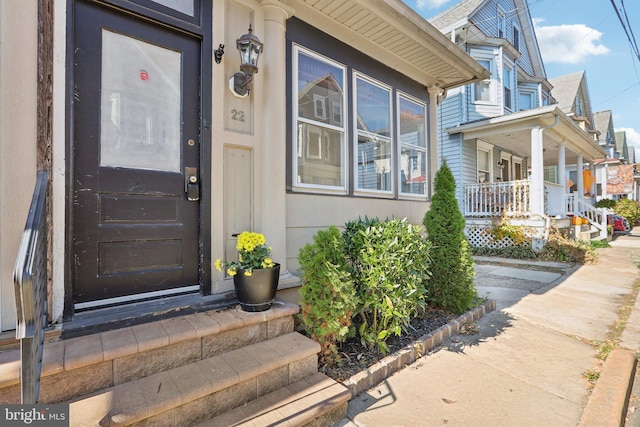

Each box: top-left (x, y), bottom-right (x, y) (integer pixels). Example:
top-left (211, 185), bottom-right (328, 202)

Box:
top-left (399, 95), bottom-right (427, 195)
top-left (355, 74), bottom-right (392, 194)
top-left (291, 39), bottom-right (430, 199)
top-left (293, 47), bottom-right (346, 190)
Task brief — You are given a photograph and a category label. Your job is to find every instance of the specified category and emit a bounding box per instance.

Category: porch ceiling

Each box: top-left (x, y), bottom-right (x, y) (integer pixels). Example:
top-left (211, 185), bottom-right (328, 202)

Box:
top-left (285, 0), bottom-right (489, 90)
top-left (446, 106), bottom-right (608, 165)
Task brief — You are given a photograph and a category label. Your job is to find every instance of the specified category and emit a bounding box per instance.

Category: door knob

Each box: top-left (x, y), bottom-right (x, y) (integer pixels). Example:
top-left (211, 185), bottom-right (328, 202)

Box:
top-left (185, 167), bottom-right (199, 201)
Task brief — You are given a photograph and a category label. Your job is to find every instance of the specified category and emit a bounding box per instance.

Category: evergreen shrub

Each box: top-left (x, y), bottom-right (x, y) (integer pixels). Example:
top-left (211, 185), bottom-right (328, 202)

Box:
top-left (423, 160), bottom-right (477, 314)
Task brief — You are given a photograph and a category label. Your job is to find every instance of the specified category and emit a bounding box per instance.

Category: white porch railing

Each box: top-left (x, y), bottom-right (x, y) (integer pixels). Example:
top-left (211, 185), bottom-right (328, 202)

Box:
top-left (544, 182), bottom-right (565, 216)
top-left (464, 180), bottom-right (530, 217)
top-left (565, 193), bottom-right (608, 239)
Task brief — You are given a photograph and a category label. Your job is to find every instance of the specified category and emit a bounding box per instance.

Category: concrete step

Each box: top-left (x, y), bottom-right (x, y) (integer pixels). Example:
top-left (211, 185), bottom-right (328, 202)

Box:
top-left (68, 332), bottom-right (321, 426)
top-left (198, 372), bottom-right (351, 427)
top-left (0, 300), bottom-right (299, 404)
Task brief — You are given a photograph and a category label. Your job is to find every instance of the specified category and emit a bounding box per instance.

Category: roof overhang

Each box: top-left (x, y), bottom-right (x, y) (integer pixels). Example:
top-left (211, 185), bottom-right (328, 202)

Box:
top-left (447, 106), bottom-right (608, 165)
top-left (284, 0), bottom-right (489, 91)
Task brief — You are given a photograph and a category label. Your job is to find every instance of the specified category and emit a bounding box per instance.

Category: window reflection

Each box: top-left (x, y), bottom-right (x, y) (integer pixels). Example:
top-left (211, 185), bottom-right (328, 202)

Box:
top-left (295, 49), bottom-right (346, 188)
top-left (356, 77), bottom-right (391, 192)
top-left (399, 96), bottom-right (427, 195)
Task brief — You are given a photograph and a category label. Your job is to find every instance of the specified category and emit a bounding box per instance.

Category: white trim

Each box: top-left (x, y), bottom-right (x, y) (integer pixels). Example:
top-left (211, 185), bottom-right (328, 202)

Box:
top-left (470, 49), bottom-right (497, 105)
top-left (291, 44), bottom-right (348, 192)
top-left (353, 71), bottom-right (394, 196)
top-left (397, 91), bottom-right (428, 198)
top-left (477, 140), bottom-right (494, 183)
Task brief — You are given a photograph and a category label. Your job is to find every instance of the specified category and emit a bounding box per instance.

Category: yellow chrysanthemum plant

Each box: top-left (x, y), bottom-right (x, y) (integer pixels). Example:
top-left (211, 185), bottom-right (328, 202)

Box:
top-left (215, 231), bottom-right (275, 277)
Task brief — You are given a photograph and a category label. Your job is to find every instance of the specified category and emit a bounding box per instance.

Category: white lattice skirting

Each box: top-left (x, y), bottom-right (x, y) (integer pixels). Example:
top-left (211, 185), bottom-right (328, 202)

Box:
top-left (465, 226), bottom-right (518, 249)
top-left (464, 218), bottom-right (548, 249)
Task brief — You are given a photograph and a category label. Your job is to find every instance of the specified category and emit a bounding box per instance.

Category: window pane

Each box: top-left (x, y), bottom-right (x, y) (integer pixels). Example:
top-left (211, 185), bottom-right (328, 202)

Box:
top-left (297, 52), bottom-right (344, 125)
top-left (400, 146), bottom-right (426, 195)
top-left (478, 149), bottom-right (489, 171)
top-left (519, 93), bottom-right (532, 110)
top-left (503, 68), bottom-right (512, 109)
top-left (399, 97), bottom-right (426, 148)
top-left (296, 122), bottom-right (343, 186)
top-left (356, 78), bottom-right (390, 137)
top-left (100, 30), bottom-right (181, 172)
top-left (475, 80), bottom-right (491, 102)
top-left (151, 0), bottom-right (194, 16)
top-left (357, 134), bottom-right (392, 191)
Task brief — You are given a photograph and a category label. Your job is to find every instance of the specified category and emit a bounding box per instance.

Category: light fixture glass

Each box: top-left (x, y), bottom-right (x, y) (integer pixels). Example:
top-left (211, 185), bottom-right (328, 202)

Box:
top-left (229, 25), bottom-right (263, 97)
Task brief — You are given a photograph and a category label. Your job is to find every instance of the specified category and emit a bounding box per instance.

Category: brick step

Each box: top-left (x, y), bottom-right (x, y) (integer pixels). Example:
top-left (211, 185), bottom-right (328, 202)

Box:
top-left (0, 300), bottom-right (299, 404)
top-left (68, 332), bottom-right (321, 426)
top-left (198, 372), bottom-right (351, 427)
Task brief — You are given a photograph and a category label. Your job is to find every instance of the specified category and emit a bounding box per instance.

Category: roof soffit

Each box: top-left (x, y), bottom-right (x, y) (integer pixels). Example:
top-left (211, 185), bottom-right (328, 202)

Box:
top-left (285, 0), bottom-right (489, 90)
top-left (447, 106), bottom-right (607, 161)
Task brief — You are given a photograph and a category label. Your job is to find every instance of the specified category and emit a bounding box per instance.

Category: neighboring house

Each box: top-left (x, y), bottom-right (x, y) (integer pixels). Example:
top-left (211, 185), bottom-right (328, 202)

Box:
top-left (615, 130), bottom-right (631, 162)
top-left (591, 111), bottom-right (639, 201)
top-left (593, 110), bottom-right (617, 159)
top-left (429, 0), bottom-right (607, 247)
top-left (0, 1), bottom-right (487, 334)
top-left (549, 71), bottom-right (599, 199)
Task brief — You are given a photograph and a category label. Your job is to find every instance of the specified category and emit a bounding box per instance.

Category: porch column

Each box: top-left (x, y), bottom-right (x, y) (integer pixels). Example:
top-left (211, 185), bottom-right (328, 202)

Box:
top-left (557, 142), bottom-right (566, 188)
top-left (590, 163), bottom-right (597, 197)
top-left (259, 0), bottom-right (295, 283)
top-left (428, 85), bottom-right (443, 197)
top-left (530, 127), bottom-right (545, 215)
top-left (577, 154), bottom-right (584, 196)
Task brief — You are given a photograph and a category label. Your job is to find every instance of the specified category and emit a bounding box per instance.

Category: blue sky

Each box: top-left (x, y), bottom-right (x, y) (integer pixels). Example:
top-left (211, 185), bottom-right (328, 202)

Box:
top-left (405, 0), bottom-right (640, 154)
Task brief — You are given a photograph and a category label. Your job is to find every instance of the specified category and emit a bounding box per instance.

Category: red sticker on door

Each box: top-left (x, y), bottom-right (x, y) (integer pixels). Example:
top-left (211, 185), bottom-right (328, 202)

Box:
top-left (139, 70), bottom-right (149, 81)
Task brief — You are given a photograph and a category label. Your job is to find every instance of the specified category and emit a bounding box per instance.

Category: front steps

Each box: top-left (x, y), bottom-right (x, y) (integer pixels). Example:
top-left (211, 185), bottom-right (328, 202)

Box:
top-left (0, 300), bottom-right (350, 426)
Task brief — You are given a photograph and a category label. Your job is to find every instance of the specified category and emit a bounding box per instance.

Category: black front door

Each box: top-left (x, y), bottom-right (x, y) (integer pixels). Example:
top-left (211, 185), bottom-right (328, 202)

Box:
top-left (72, 0), bottom-right (202, 306)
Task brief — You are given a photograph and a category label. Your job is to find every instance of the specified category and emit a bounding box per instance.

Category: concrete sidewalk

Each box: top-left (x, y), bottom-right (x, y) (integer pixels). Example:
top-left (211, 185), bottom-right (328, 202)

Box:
top-left (336, 231), bottom-right (640, 427)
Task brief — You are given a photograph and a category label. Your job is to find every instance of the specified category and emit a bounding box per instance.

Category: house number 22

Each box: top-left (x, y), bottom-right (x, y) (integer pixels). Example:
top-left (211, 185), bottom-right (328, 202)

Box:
top-left (231, 109), bottom-right (245, 122)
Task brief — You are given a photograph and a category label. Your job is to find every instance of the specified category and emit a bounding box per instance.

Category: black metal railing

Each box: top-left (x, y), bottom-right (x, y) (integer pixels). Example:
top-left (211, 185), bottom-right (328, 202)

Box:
top-left (13, 170), bottom-right (49, 404)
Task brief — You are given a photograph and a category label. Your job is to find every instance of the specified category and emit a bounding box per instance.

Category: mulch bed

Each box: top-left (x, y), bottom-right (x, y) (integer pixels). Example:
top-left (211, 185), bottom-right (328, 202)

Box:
top-left (314, 308), bottom-right (457, 382)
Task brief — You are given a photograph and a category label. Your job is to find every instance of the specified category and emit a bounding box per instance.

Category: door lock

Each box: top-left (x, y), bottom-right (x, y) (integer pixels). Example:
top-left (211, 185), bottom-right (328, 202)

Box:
top-left (185, 167), bottom-right (200, 201)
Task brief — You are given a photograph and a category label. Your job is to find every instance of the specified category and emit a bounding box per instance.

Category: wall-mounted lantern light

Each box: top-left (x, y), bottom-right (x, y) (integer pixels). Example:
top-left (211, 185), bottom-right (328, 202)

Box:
top-left (229, 25), bottom-right (263, 98)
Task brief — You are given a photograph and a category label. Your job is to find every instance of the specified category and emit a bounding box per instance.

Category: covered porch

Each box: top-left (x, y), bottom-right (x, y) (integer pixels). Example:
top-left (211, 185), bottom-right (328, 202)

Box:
top-left (449, 105), bottom-right (608, 238)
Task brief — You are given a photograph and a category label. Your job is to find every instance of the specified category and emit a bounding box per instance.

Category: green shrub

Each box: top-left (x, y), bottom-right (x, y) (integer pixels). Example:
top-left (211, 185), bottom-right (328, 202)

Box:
top-left (423, 160), bottom-right (477, 315)
top-left (590, 239), bottom-right (610, 249)
top-left (298, 226), bottom-right (357, 364)
top-left (343, 217), bottom-right (431, 354)
top-left (538, 229), bottom-right (598, 264)
top-left (595, 198), bottom-right (616, 209)
top-left (615, 198), bottom-right (640, 226)
top-left (471, 244), bottom-right (537, 259)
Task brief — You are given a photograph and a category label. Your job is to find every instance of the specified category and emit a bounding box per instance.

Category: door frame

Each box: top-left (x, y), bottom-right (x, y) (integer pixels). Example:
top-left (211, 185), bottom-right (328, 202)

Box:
top-left (63, 0), bottom-right (212, 321)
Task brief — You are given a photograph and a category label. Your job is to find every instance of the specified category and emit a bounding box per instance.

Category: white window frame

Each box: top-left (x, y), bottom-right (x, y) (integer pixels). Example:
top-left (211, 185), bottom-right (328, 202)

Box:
top-left (518, 89), bottom-right (535, 111)
top-left (503, 65), bottom-right (513, 112)
top-left (292, 45), bottom-right (348, 193)
top-left (512, 156), bottom-right (523, 180)
top-left (313, 93), bottom-right (327, 120)
top-left (397, 91), bottom-right (428, 199)
top-left (471, 50), bottom-right (497, 105)
top-left (477, 140), bottom-right (494, 183)
top-left (499, 152), bottom-right (512, 181)
top-left (353, 71), bottom-right (394, 197)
